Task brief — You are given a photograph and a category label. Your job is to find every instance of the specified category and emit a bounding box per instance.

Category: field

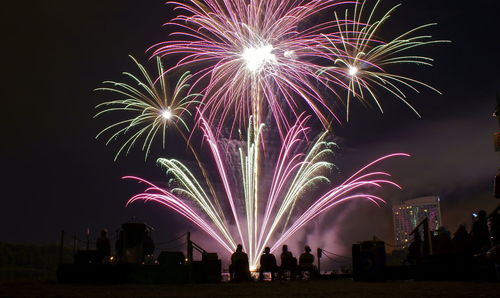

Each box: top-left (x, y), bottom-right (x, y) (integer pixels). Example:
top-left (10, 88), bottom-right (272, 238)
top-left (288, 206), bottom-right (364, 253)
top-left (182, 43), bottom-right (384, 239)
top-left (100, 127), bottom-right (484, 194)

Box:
top-left (1, 279), bottom-right (498, 298)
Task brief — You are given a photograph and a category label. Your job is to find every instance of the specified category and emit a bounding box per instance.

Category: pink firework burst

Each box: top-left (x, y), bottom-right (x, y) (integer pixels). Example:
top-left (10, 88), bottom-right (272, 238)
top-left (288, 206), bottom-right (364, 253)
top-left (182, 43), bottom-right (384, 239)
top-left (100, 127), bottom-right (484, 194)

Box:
top-left (151, 0), bottom-right (360, 137)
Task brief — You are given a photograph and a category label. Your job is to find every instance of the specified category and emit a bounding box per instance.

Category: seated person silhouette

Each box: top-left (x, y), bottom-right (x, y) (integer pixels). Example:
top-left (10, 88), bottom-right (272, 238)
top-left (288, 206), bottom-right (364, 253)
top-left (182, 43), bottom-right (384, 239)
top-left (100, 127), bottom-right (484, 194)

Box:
top-left (229, 244), bottom-right (251, 281)
top-left (259, 247), bottom-right (277, 281)
top-left (280, 245), bottom-right (297, 279)
top-left (299, 245), bottom-right (316, 279)
top-left (115, 230), bottom-right (125, 262)
top-left (142, 230), bottom-right (155, 263)
top-left (96, 229), bottom-right (111, 263)
top-left (403, 233), bottom-right (422, 264)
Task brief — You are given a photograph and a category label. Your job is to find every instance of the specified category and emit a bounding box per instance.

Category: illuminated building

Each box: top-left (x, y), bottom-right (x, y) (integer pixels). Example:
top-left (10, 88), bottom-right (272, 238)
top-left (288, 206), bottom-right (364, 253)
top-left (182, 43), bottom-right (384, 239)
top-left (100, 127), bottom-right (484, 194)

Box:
top-left (393, 196), bottom-right (442, 248)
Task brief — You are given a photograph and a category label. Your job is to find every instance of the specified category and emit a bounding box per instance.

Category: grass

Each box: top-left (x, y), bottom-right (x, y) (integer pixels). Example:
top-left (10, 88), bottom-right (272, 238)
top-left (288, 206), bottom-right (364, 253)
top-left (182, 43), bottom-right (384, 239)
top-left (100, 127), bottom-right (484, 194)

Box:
top-left (1, 279), bottom-right (498, 298)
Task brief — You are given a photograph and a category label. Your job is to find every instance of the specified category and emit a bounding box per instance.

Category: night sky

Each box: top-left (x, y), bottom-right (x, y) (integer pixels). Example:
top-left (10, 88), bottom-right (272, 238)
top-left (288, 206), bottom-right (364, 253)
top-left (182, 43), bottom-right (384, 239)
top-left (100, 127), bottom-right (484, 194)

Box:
top-left (2, 0), bottom-right (500, 261)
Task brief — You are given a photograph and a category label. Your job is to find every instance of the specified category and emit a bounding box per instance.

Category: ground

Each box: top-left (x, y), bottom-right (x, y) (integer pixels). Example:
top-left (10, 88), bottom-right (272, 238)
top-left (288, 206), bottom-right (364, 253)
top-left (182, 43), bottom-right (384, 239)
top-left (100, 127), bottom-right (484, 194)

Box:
top-left (0, 280), bottom-right (498, 298)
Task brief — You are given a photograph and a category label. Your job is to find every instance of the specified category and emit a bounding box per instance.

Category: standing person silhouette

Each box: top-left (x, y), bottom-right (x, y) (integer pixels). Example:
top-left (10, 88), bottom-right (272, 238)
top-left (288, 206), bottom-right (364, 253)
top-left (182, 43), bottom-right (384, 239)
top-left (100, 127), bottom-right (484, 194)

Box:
top-left (471, 210), bottom-right (491, 253)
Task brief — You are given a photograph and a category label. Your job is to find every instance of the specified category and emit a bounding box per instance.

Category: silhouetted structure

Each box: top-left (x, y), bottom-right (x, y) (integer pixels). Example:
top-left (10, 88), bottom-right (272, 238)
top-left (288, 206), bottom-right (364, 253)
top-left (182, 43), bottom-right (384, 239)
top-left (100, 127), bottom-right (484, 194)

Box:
top-left (352, 240), bottom-right (386, 282)
top-left (114, 222), bottom-right (155, 263)
top-left (185, 233), bottom-right (222, 283)
top-left (59, 224), bottom-right (222, 284)
top-left (229, 244), bottom-right (251, 281)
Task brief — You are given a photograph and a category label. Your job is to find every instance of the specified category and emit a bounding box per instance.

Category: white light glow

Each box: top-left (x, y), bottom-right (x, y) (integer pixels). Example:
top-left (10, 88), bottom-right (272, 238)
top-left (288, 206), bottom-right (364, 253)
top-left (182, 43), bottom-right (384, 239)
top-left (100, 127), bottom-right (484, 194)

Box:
top-left (249, 265), bottom-right (257, 271)
top-left (161, 109), bottom-right (172, 120)
top-left (284, 50), bottom-right (295, 59)
top-left (348, 66), bottom-right (359, 76)
top-left (242, 44), bottom-right (277, 73)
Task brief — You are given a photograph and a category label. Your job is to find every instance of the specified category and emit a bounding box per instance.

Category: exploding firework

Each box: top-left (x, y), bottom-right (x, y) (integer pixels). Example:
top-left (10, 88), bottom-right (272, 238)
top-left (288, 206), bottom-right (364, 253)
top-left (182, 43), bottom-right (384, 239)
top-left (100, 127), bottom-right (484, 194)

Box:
top-left (151, 0), bottom-right (444, 133)
top-left (151, 0), bottom-right (354, 136)
top-left (318, 0), bottom-right (448, 120)
top-left (95, 56), bottom-right (200, 160)
top-left (125, 113), bottom-right (407, 267)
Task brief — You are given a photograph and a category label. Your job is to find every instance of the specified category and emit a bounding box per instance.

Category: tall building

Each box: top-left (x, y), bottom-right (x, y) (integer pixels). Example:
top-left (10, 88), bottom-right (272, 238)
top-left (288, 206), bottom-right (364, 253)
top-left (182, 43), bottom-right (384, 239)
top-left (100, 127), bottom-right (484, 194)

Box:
top-left (393, 196), bottom-right (442, 248)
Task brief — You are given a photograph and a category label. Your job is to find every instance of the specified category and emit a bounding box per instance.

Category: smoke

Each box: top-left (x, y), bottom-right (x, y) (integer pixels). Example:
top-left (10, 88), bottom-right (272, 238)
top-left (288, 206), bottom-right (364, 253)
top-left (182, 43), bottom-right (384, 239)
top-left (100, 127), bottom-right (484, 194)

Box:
top-left (329, 97), bottom-right (500, 251)
top-left (155, 98), bottom-right (500, 272)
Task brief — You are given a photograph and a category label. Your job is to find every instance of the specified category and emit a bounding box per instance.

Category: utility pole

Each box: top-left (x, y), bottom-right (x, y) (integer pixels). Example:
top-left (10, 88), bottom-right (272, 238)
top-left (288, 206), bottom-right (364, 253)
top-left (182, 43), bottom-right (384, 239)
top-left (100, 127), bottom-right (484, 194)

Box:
top-left (86, 228), bottom-right (90, 250)
top-left (493, 94), bottom-right (500, 198)
top-left (187, 232), bottom-right (193, 262)
top-left (317, 248), bottom-right (322, 274)
top-left (58, 230), bottom-right (65, 265)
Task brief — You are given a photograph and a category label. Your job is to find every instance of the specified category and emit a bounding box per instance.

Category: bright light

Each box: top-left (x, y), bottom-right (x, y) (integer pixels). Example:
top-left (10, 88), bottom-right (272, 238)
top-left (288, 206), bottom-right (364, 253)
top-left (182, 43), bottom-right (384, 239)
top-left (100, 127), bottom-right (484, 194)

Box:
top-left (249, 265), bottom-right (257, 271)
top-left (242, 44), bottom-right (277, 73)
top-left (348, 66), bottom-right (359, 76)
top-left (284, 50), bottom-right (295, 59)
top-left (161, 109), bottom-right (172, 120)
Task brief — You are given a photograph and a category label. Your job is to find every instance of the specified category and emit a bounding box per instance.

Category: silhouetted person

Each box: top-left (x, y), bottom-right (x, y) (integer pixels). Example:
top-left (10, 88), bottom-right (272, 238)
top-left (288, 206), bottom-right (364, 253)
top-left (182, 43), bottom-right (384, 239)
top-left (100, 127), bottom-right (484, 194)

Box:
top-left (487, 206), bottom-right (500, 280)
top-left (494, 93), bottom-right (500, 128)
top-left (299, 246), bottom-right (316, 279)
top-left (452, 224), bottom-right (473, 255)
top-left (116, 231), bottom-right (124, 261)
top-left (488, 205), bottom-right (500, 246)
top-left (229, 244), bottom-right (251, 281)
top-left (404, 233), bottom-right (422, 265)
top-left (280, 245), bottom-right (297, 279)
top-left (143, 230), bottom-right (155, 262)
top-left (432, 226), bottom-right (452, 256)
top-left (96, 229), bottom-right (111, 263)
top-left (471, 210), bottom-right (491, 253)
top-left (259, 247), bottom-right (277, 281)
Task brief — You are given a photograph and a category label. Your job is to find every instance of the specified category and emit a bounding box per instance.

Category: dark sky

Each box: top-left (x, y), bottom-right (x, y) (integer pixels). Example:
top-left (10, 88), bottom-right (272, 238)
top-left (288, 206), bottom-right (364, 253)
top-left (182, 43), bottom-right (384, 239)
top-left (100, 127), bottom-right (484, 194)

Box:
top-left (2, 0), bottom-right (500, 262)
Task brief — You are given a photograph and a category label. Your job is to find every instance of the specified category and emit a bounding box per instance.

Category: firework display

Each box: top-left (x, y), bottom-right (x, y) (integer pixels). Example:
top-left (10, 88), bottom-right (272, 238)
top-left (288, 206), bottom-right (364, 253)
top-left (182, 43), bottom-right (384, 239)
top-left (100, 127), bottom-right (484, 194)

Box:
top-left (151, 0), bottom-right (346, 136)
top-left (95, 0), bottom-right (443, 267)
top-left (95, 55), bottom-right (200, 160)
top-left (124, 113), bottom-right (406, 266)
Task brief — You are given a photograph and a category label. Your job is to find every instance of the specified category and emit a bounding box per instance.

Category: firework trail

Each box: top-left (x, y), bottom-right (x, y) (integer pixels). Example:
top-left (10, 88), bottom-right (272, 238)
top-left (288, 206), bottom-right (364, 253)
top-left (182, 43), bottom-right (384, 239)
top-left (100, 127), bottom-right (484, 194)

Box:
top-left (125, 113), bottom-right (407, 267)
top-left (94, 55), bottom-right (200, 160)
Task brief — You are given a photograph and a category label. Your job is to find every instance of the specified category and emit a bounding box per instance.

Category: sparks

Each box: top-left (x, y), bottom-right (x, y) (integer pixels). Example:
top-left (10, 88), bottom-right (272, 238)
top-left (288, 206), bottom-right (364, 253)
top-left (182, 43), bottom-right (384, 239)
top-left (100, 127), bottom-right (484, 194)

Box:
top-left (161, 108), bottom-right (172, 120)
top-left (317, 0), bottom-right (449, 120)
top-left (151, 0), bottom-right (350, 136)
top-left (94, 56), bottom-right (200, 160)
top-left (348, 66), bottom-right (359, 76)
top-left (242, 44), bottom-right (277, 73)
top-left (126, 113), bottom-right (408, 268)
